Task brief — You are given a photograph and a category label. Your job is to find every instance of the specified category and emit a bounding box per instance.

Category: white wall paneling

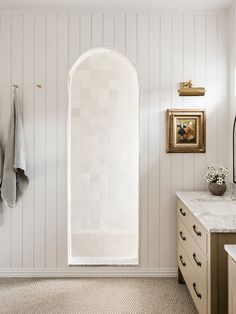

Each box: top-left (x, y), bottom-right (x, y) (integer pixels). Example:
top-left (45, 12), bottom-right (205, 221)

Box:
top-left (182, 14), bottom-right (195, 192)
top-left (0, 13), bottom-right (12, 268)
top-left (159, 13), bottom-right (172, 268)
top-left (80, 13), bottom-right (92, 55)
top-left (91, 13), bottom-right (103, 48)
top-left (194, 13), bottom-right (207, 191)
top-left (45, 13), bottom-right (57, 268)
top-left (137, 13), bottom-right (149, 267)
top-left (206, 14), bottom-right (218, 168)
top-left (0, 10), bottom-right (228, 275)
top-left (228, 4), bottom-right (236, 189)
top-left (217, 13), bottom-right (228, 167)
top-left (34, 13), bottom-right (46, 268)
top-left (57, 13), bottom-right (68, 268)
top-left (171, 13), bottom-right (184, 267)
top-left (11, 13), bottom-right (23, 269)
top-left (103, 13), bottom-right (114, 48)
top-left (23, 13), bottom-right (35, 268)
top-left (148, 13), bottom-right (160, 268)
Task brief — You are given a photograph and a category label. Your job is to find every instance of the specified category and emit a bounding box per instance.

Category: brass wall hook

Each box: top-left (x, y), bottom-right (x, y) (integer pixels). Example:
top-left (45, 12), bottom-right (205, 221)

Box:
top-left (36, 84), bottom-right (42, 88)
top-left (13, 84), bottom-right (19, 88)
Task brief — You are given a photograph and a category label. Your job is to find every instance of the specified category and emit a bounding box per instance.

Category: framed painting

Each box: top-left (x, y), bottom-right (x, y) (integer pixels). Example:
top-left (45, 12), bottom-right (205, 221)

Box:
top-left (166, 109), bottom-right (206, 153)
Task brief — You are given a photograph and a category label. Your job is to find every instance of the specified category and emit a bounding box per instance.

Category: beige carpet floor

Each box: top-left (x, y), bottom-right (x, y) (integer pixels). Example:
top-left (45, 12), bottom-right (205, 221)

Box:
top-left (0, 278), bottom-right (197, 314)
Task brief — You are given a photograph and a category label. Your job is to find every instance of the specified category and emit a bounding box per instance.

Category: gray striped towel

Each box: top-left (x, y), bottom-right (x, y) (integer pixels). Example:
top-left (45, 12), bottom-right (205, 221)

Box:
top-left (1, 90), bottom-right (29, 208)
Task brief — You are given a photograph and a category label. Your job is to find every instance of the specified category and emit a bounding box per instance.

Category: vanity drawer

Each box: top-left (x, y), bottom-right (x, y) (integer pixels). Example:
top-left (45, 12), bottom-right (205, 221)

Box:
top-left (177, 241), bottom-right (192, 282)
top-left (177, 199), bottom-right (190, 223)
top-left (177, 218), bottom-right (207, 285)
top-left (188, 213), bottom-right (208, 255)
top-left (178, 242), bottom-right (207, 314)
top-left (177, 219), bottom-right (207, 278)
top-left (177, 199), bottom-right (208, 254)
top-left (188, 274), bottom-right (207, 314)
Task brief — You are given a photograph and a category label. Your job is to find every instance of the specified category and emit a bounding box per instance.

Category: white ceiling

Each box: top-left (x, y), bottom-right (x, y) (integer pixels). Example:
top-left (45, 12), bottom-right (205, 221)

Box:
top-left (0, 0), bottom-right (233, 11)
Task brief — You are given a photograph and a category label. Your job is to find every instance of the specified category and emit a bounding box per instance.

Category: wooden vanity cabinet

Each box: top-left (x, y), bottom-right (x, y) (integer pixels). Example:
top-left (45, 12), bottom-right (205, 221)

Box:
top-left (177, 198), bottom-right (236, 314)
top-left (228, 255), bottom-right (236, 314)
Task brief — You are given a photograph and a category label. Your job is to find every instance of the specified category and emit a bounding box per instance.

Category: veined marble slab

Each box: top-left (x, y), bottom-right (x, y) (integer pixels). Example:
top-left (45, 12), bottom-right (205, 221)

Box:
top-left (225, 245), bottom-right (236, 262)
top-left (176, 191), bottom-right (236, 233)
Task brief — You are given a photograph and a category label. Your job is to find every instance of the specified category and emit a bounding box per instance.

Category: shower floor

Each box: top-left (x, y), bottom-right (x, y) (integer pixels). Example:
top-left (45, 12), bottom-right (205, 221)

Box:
top-left (70, 232), bottom-right (138, 265)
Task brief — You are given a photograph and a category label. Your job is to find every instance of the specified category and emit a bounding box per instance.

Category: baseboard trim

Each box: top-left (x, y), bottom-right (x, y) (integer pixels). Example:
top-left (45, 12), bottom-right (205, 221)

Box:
top-left (0, 268), bottom-right (177, 278)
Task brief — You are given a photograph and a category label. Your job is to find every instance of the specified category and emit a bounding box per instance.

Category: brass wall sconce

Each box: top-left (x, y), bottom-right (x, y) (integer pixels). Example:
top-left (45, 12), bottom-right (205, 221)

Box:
top-left (178, 80), bottom-right (206, 96)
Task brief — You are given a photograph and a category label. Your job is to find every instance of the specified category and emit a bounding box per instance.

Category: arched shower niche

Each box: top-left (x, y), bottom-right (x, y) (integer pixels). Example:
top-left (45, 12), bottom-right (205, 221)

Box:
top-left (68, 48), bottom-right (139, 265)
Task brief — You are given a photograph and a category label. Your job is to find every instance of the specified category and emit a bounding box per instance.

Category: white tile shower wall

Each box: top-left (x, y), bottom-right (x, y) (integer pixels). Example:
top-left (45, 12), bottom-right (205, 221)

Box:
top-left (0, 11), bottom-right (228, 272)
top-left (71, 52), bottom-right (139, 235)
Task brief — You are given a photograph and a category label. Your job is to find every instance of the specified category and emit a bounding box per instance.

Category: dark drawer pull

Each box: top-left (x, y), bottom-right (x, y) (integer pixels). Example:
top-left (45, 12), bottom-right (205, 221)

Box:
top-left (179, 207), bottom-right (186, 216)
top-left (193, 253), bottom-right (202, 267)
top-left (179, 255), bottom-right (186, 267)
top-left (193, 282), bottom-right (202, 299)
top-left (179, 231), bottom-right (186, 241)
top-left (192, 224), bottom-right (201, 237)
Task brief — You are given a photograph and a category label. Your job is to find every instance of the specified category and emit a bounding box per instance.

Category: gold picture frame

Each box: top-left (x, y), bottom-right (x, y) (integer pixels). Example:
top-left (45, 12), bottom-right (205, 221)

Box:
top-left (166, 109), bottom-right (206, 153)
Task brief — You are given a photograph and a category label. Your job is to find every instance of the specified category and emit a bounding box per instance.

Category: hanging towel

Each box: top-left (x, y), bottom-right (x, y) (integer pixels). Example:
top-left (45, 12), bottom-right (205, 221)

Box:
top-left (1, 89), bottom-right (29, 208)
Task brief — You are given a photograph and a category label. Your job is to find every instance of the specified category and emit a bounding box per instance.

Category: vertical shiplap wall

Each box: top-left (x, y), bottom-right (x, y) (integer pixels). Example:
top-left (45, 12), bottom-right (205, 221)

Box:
top-left (0, 10), bottom-right (228, 273)
top-left (228, 5), bottom-right (236, 187)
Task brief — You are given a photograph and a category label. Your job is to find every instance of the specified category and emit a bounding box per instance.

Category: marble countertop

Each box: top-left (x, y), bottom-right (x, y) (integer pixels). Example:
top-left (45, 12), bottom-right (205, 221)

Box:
top-left (176, 191), bottom-right (236, 233)
top-left (225, 245), bottom-right (236, 262)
